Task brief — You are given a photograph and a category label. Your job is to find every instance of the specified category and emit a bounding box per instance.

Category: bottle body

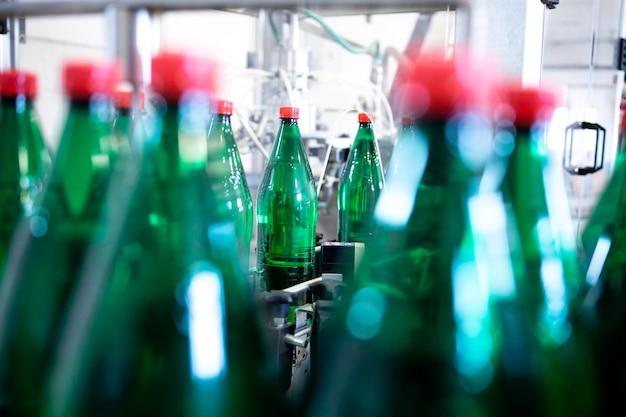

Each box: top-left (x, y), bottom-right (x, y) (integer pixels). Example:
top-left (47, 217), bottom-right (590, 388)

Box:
top-left (256, 115), bottom-right (318, 291)
top-left (0, 96), bottom-right (114, 417)
top-left (0, 96), bottom-right (51, 267)
top-left (206, 112), bottom-right (253, 268)
top-left (337, 118), bottom-right (385, 244)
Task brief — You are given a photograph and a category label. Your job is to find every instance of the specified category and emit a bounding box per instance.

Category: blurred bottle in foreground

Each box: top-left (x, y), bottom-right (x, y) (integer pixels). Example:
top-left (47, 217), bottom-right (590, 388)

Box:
top-left (206, 99), bottom-right (253, 270)
top-left (0, 70), bottom-right (51, 269)
top-left (578, 93), bottom-right (626, 416)
top-left (256, 106), bottom-right (318, 291)
top-left (337, 112), bottom-right (385, 245)
top-left (0, 60), bottom-right (119, 417)
top-left (472, 83), bottom-right (595, 417)
top-left (304, 51), bottom-right (497, 417)
top-left (40, 52), bottom-right (283, 417)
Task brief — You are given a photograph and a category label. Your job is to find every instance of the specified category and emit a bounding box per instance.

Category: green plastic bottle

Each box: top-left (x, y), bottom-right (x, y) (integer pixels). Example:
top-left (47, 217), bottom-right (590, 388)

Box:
top-left (0, 70), bottom-right (51, 269)
top-left (500, 85), bottom-right (583, 326)
top-left (473, 84), bottom-right (595, 417)
top-left (337, 112), bottom-right (385, 244)
top-left (39, 52), bottom-right (283, 417)
top-left (256, 106), bottom-right (318, 291)
top-left (304, 52), bottom-right (496, 417)
top-left (578, 97), bottom-right (626, 415)
top-left (206, 99), bottom-right (253, 269)
top-left (0, 60), bottom-right (119, 417)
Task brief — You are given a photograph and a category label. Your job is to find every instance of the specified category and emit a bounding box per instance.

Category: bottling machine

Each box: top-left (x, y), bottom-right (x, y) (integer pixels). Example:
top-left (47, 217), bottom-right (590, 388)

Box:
top-left (7, 0), bottom-right (624, 411)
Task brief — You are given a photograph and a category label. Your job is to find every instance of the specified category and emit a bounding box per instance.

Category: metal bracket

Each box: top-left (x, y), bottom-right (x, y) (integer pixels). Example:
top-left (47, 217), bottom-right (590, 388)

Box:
top-left (563, 121), bottom-right (606, 176)
top-left (541, 0), bottom-right (559, 10)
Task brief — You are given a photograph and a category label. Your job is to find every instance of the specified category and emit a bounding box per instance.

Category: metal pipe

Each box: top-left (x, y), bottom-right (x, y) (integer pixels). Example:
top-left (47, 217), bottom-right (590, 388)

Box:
top-left (283, 277), bottom-right (323, 295)
top-left (8, 14), bottom-right (16, 68)
top-left (284, 333), bottom-right (308, 348)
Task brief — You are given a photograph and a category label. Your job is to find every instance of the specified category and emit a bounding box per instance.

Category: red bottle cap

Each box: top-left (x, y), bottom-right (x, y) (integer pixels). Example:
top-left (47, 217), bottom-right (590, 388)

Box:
top-left (391, 48), bottom-right (500, 120)
top-left (358, 112), bottom-right (374, 123)
top-left (280, 106), bottom-right (299, 119)
top-left (502, 84), bottom-right (559, 128)
top-left (151, 52), bottom-right (220, 102)
top-left (215, 99), bottom-right (233, 115)
top-left (114, 88), bottom-right (145, 110)
top-left (0, 70), bottom-right (37, 98)
top-left (62, 60), bottom-right (120, 100)
top-left (401, 115), bottom-right (415, 125)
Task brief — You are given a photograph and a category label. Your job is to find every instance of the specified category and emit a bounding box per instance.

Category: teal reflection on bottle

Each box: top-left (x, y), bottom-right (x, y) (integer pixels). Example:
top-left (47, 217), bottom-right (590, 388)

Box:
top-left (337, 112), bottom-right (385, 244)
top-left (206, 99), bottom-right (253, 269)
top-left (385, 115), bottom-right (416, 180)
top-left (0, 70), bottom-right (51, 269)
top-left (0, 60), bottom-right (119, 417)
top-left (40, 52), bottom-right (282, 417)
top-left (256, 106), bottom-right (318, 291)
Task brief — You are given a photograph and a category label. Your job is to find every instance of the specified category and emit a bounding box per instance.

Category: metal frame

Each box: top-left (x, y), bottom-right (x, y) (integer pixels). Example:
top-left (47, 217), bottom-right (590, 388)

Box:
top-left (0, 0), bottom-right (473, 83)
top-left (0, 0), bottom-right (469, 16)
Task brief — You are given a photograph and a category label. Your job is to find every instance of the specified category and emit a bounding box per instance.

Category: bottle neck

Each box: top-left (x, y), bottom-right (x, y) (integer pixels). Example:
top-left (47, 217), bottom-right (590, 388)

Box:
top-left (513, 125), bottom-right (531, 141)
top-left (116, 108), bottom-right (132, 117)
top-left (281, 117), bottom-right (298, 125)
top-left (416, 119), bottom-right (457, 184)
top-left (0, 96), bottom-right (35, 113)
top-left (66, 98), bottom-right (115, 128)
top-left (216, 113), bottom-right (231, 125)
top-left (208, 113), bottom-right (236, 149)
top-left (159, 101), bottom-right (210, 170)
top-left (270, 117), bottom-right (307, 163)
top-left (355, 122), bottom-right (376, 142)
top-left (208, 114), bottom-right (233, 136)
top-left (509, 124), bottom-right (547, 156)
